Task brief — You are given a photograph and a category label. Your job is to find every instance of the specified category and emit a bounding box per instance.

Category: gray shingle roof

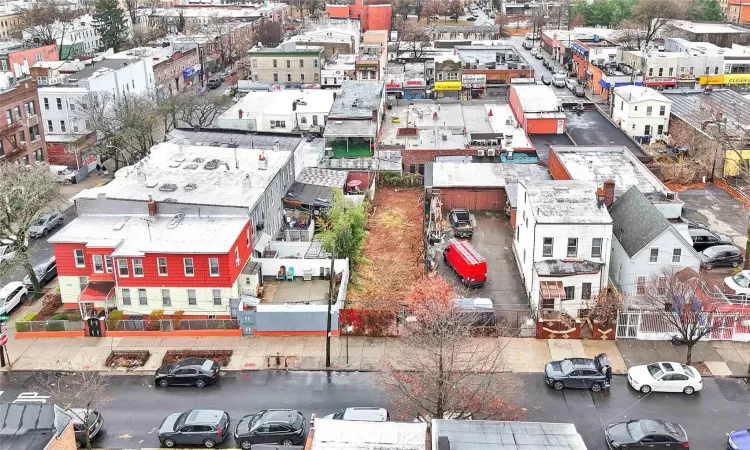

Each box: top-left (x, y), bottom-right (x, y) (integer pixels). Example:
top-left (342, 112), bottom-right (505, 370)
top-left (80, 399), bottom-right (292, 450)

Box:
top-left (609, 185), bottom-right (670, 257)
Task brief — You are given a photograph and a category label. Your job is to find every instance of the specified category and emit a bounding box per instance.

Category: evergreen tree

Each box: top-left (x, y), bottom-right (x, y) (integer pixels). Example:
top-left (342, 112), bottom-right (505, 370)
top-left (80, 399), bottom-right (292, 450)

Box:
top-left (93, 0), bottom-right (127, 52)
top-left (695, 0), bottom-right (725, 21)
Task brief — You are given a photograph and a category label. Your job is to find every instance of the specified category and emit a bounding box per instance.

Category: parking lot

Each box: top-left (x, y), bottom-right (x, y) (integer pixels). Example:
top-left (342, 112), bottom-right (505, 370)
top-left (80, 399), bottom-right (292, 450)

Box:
top-left (437, 211), bottom-right (528, 308)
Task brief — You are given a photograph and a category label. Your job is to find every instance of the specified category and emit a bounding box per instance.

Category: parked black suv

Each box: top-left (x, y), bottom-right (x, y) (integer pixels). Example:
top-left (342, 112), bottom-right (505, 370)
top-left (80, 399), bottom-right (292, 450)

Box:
top-left (69, 408), bottom-right (104, 448)
top-left (155, 358), bottom-right (219, 388)
top-left (544, 353), bottom-right (611, 392)
top-left (687, 228), bottom-right (733, 251)
top-left (234, 409), bottom-right (306, 449)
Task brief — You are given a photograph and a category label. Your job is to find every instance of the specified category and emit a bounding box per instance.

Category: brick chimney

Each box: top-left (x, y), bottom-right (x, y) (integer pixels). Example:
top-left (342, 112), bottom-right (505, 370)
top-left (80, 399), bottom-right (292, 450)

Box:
top-left (603, 179), bottom-right (615, 207)
top-left (147, 195), bottom-right (157, 216)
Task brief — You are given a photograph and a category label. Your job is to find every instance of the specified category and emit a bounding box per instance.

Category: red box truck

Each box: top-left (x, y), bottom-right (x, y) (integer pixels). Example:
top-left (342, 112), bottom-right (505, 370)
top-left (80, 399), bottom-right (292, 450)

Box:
top-left (443, 239), bottom-right (487, 288)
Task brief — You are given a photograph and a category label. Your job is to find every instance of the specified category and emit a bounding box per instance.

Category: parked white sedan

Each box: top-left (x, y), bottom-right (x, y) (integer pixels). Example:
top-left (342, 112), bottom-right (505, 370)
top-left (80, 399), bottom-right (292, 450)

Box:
top-left (627, 361), bottom-right (702, 395)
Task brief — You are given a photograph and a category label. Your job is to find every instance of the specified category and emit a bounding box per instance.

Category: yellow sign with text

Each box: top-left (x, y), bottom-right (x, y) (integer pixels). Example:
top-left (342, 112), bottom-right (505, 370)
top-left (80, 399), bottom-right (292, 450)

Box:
top-left (434, 81), bottom-right (462, 91)
top-left (700, 74), bottom-right (750, 85)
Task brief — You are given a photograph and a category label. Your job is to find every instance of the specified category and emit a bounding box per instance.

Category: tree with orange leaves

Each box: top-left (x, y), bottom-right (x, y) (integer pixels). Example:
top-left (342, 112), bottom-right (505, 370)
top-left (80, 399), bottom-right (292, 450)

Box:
top-left (381, 288), bottom-right (524, 421)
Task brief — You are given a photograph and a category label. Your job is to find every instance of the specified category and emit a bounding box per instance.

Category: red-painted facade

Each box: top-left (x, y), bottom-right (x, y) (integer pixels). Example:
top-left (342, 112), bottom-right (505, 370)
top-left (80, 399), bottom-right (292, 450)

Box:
top-left (509, 86), bottom-right (566, 135)
top-left (548, 149), bottom-right (572, 180)
top-left (7, 44), bottom-right (59, 78)
top-left (325, 0), bottom-right (392, 34)
top-left (53, 221), bottom-right (253, 288)
top-left (508, 87), bottom-right (525, 128)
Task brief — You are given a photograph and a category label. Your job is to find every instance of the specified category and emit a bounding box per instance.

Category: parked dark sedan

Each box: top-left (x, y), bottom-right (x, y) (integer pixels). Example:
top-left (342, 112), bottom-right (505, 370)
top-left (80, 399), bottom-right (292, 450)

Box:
top-left (22, 256), bottom-right (57, 288)
top-left (234, 409), bottom-right (306, 449)
top-left (544, 353), bottom-right (611, 392)
top-left (688, 228), bottom-right (733, 251)
top-left (573, 85), bottom-right (586, 97)
top-left (69, 408), bottom-right (104, 448)
top-left (158, 409), bottom-right (230, 448)
top-left (605, 419), bottom-right (689, 449)
top-left (699, 244), bottom-right (744, 269)
top-left (155, 358), bottom-right (219, 388)
top-left (541, 75), bottom-right (551, 86)
top-left (729, 428), bottom-right (750, 450)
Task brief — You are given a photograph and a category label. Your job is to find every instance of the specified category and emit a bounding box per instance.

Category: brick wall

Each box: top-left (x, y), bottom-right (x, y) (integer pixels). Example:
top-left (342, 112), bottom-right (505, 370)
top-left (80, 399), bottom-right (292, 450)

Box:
top-left (45, 422), bottom-right (77, 450)
top-left (463, 68), bottom-right (536, 85)
top-left (402, 148), bottom-right (477, 166)
top-left (548, 149), bottom-right (572, 180)
top-left (508, 87), bottom-right (525, 128)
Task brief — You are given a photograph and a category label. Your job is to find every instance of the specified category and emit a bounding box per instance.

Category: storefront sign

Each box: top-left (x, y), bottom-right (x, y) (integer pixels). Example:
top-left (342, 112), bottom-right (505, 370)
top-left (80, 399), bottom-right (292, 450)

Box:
top-left (405, 79), bottom-right (424, 87)
top-left (434, 81), bottom-right (462, 91)
top-left (461, 74), bottom-right (486, 86)
top-left (386, 81), bottom-right (402, 90)
top-left (645, 77), bottom-right (676, 85)
top-left (701, 74), bottom-right (750, 85)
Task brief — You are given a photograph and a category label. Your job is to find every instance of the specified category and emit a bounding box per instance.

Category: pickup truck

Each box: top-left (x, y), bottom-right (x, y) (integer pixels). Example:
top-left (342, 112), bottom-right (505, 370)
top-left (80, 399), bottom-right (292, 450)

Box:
top-left (449, 208), bottom-right (475, 238)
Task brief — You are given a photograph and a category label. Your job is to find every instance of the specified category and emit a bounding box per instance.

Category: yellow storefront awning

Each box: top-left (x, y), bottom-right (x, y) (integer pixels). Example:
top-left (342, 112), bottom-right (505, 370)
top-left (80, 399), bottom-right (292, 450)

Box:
top-left (434, 81), bottom-right (462, 91)
top-left (700, 74), bottom-right (750, 85)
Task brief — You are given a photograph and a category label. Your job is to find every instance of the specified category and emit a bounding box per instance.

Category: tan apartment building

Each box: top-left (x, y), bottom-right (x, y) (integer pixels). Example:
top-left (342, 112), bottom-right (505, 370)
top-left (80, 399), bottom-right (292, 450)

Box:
top-left (356, 30), bottom-right (388, 81)
top-left (247, 41), bottom-right (324, 84)
top-left (0, 9), bottom-right (22, 39)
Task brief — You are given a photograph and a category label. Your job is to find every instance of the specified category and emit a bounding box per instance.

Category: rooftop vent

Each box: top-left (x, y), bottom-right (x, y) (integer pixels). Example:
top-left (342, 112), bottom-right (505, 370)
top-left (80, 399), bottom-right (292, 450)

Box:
top-left (163, 198), bottom-right (176, 203)
top-left (173, 155), bottom-right (186, 162)
top-left (183, 163), bottom-right (199, 170)
top-left (159, 183), bottom-right (178, 192)
top-left (145, 181), bottom-right (158, 188)
top-left (169, 161), bottom-right (182, 168)
top-left (192, 157), bottom-right (205, 163)
top-left (185, 183), bottom-right (197, 190)
top-left (166, 213), bottom-right (185, 229)
top-left (204, 159), bottom-right (219, 170)
top-left (112, 217), bottom-right (129, 231)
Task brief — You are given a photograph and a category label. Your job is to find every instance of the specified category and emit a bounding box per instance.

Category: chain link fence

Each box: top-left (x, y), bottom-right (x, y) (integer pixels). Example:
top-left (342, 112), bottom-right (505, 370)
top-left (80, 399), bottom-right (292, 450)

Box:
top-left (16, 320), bottom-right (85, 332)
top-left (108, 319), bottom-right (239, 332)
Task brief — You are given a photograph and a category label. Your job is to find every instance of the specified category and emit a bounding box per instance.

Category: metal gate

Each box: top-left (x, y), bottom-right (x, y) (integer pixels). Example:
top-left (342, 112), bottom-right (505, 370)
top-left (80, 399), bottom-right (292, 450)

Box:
top-left (237, 310), bottom-right (255, 335)
top-left (615, 311), bottom-right (640, 339)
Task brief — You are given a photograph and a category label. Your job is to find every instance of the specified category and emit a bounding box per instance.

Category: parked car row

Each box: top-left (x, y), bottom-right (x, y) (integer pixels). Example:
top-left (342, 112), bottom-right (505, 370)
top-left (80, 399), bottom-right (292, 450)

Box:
top-left (686, 227), bottom-right (745, 269)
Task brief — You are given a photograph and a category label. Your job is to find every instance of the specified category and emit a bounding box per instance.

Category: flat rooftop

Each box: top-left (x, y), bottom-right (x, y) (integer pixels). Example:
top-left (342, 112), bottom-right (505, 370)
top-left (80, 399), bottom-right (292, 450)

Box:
top-left (455, 45), bottom-right (529, 69)
top-left (74, 142), bottom-right (292, 210)
top-left (432, 420), bottom-right (587, 450)
top-left (524, 180), bottom-right (612, 224)
top-left (166, 129), bottom-right (301, 153)
top-left (66, 58), bottom-right (143, 81)
top-left (328, 80), bottom-right (384, 119)
top-left (512, 85), bottom-right (562, 113)
top-left (261, 278), bottom-right (330, 305)
top-left (661, 89), bottom-right (750, 139)
top-left (220, 89), bottom-right (337, 119)
top-left (614, 85), bottom-right (671, 103)
top-left (483, 104), bottom-right (533, 149)
top-left (667, 20), bottom-right (750, 35)
top-left (49, 214), bottom-right (249, 257)
top-left (427, 162), bottom-right (551, 188)
top-left (310, 418), bottom-right (427, 450)
top-left (551, 145), bottom-right (671, 198)
top-left (564, 110), bottom-right (646, 158)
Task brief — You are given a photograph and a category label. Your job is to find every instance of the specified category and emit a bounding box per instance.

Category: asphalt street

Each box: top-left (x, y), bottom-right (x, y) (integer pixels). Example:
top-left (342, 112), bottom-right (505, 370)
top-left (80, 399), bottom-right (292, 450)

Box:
top-left (0, 205), bottom-right (76, 292)
top-left (0, 371), bottom-right (746, 449)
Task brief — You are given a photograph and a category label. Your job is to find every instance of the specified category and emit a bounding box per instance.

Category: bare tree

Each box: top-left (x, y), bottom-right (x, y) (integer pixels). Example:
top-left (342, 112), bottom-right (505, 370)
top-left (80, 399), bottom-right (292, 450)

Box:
top-left (398, 21), bottom-right (431, 61)
top-left (642, 267), bottom-right (720, 365)
top-left (494, 13), bottom-right (512, 37)
top-left (616, 0), bottom-right (686, 50)
top-left (380, 277), bottom-right (525, 421)
top-left (0, 164), bottom-right (63, 296)
top-left (20, 1), bottom-right (83, 59)
top-left (253, 20), bottom-right (284, 48)
top-left (189, 15), bottom-right (256, 69)
top-left (123, 0), bottom-right (139, 26)
top-left (174, 92), bottom-right (231, 130)
top-left (128, 20), bottom-right (165, 47)
top-left (36, 369), bottom-right (111, 450)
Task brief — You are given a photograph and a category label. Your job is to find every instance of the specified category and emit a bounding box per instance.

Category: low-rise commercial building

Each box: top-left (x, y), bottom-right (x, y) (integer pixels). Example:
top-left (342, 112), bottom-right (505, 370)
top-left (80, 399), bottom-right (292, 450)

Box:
top-left (247, 42), bottom-right (324, 85)
top-left (322, 53), bottom-right (357, 88)
top-left (0, 77), bottom-right (46, 164)
top-left (324, 80), bottom-right (385, 158)
top-left (456, 45), bottom-right (534, 99)
top-left (571, 37), bottom-right (617, 81)
top-left (356, 30), bottom-right (388, 81)
top-left (104, 46), bottom-right (200, 95)
top-left (433, 55), bottom-right (462, 99)
top-left (290, 28), bottom-right (358, 59)
top-left (509, 85), bottom-right (565, 134)
top-left (665, 19), bottom-right (750, 48)
top-left (217, 89), bottom-right (336, 134)
top-left (612, 85), bottom-right (672, 141)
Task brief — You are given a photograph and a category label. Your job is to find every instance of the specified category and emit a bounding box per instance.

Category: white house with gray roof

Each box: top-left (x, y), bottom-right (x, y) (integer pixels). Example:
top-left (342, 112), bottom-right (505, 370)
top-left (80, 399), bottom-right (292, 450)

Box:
top-left (608, 186), bottom-right (701, 301)
top-left (514, 179), bottom-right (613, 314)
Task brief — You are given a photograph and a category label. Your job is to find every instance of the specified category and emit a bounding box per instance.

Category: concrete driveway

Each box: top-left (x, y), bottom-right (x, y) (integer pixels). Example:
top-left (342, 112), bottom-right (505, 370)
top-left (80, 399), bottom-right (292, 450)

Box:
top-left (437, 211), bottom-right (528, 309)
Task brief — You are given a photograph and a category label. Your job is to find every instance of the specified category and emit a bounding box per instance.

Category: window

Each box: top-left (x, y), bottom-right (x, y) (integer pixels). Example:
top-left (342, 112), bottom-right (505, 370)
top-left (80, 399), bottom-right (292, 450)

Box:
top-left (658, 68), bottom-right (663, 76)
top-left (252, 59), bottom-right (257, 68)
top-left (29, 125), bottom-right (40, 141)
top-left (634, 106), bottom-right (638, 111)
top-left (299, 59), bottom-right (304, 68)
top-left (314, 59), bottom-right (318, 68)
top-left (60, 120), bottom-right (66, 132)
top-left (209, 258), bottom-right (220, 276)
top-left (184, 258), bottom-right (194, 276)
top-left (649, 247), bottom-right (659, 263)
top-left (188, 289), bottom-right (197, 305)
top-left (542, 237), bottom-right (553, 257)
top-left (668, 67), bottom-right (673, 76)
top-left (93, 254), bottom-right (104, 273)
top-left (4, 109), bottom-right (11, 125)
top-left (705, 66), bottom-right (710, 75)
top-left (582, 283), bottom-right (592, 300)
top-left (138, 289), bottom-right (147, 305)
top-left (516, 226), bottom-right (520, 241)
top-left (273, 73), bottom-right (278, 82)
top-left (287, 74), bottom-right (292, 82)
top-left (78, 276), bottom-right (88, 291)
top-left (689, 66), bottom-right (694, 75)
top-left (212, 289), bottom-right (222, 305)
top-left (648, 68), bottom-right (653, 76)
top-left (567, 238), bottom-right (578, 257)
top-left (162, 289), bottom-right (171, 306)
top-left (105, 255), bottom-right (113, 273)
top-left (672, 248), bottom-right (682, 263)
top-left (657, 277), bottom-right (667, 294)
top-left (74, 249), bottom-right (85, 267)
top-left (25, 101), bottom-right (35, 116)
top-left (715, 66), bottom-right (719, 74)
top-left (56, 98), bottom-right (62, 110)
top-left (47, 120), bottom-right (53, 133)
top-left (646, 106), bottom-right (652, 116)
top-left (157, 257), bottom-right (167, 276)
top-left (234, 247), bottom-right (240, 267)
top-left (43, 98), bottom-right (49, 110)
top-left (301, 74), bottom-right (305, 82)
top-left (636, 276), bottom-right (647, 295)
top-left (620, 100), bottom-right (623, 110)
top-left (121, 288), bottom-right (131, 305)
top-left (312, 115), bottom-right (318, 126)
top-left (591, 238), bottom-right (603, 258)
top-left (564, 286), bottom-right (575, 300)
top-left (133, 259), bottom-right (144, 277)
top-left (286, 60), bottom-right (290, 68)
top-left (645, 124), bottom-right (651, 135)
top-left (273, 59), bottom-right (277, 68)
top-left (657, 125), bottom-right (664, 135)
top-left (18, 131), bottom-right (25, 144)
top-left (118, 259), bottom-right (129, 276)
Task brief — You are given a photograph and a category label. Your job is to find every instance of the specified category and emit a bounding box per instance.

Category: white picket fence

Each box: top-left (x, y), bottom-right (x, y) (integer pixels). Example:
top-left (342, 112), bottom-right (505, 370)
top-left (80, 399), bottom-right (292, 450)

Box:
top-left (615, 310), bottom-right (750, 342)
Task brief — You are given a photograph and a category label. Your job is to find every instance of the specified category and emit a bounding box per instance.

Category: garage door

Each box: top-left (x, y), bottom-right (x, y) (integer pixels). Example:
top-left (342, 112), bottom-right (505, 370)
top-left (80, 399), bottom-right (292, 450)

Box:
top-left (441, 188), bottom-right (506, 211)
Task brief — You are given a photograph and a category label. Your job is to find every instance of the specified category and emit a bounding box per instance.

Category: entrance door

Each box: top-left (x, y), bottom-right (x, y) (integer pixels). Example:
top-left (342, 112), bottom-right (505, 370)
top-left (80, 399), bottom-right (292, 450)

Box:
top-left (87, 317), bottom-right (102, 337)
top-left (557, 119), bottom-right (564, 134)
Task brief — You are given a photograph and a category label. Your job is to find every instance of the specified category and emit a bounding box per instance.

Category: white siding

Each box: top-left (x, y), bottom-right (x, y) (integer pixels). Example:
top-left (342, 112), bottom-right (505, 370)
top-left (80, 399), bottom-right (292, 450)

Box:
top-left (59, 275), bottom-right (86, 303)
top-left (115, 286), bottom-right (236, 316)
top-left (612, 96), bottom-right (671, 139)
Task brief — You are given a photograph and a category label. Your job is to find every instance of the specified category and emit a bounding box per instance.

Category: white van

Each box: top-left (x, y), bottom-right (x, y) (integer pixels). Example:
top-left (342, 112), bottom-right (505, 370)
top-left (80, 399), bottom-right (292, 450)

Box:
top-left (552, 73), bottom-right (566, 88)
top-left (49, 165), bottom-right (76, 183)
top-left (525, 32), bottom-right (539, 40)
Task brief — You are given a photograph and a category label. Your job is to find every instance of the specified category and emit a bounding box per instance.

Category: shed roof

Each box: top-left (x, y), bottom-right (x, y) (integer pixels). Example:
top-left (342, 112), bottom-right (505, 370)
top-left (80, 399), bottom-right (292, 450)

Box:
top-left (0, 403), bottom-right (73, 450)
top-left (523, 180), bottom-right (612, 224)
top-left (608, 185), bottom-right (671, 257)
top-left (431, 419), bottom-right (588, 450)
top-left (429, 162), bottom-right (551, 189)
top-left (661, 89), bottom-right (750, 139)
top-left (296, 167), bottom-right (348, 188)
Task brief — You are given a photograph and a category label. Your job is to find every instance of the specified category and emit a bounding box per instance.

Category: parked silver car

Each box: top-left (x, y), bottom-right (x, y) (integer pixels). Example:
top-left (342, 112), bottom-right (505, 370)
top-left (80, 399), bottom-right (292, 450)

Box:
top-left (29, 212), bottom-right (64, 238)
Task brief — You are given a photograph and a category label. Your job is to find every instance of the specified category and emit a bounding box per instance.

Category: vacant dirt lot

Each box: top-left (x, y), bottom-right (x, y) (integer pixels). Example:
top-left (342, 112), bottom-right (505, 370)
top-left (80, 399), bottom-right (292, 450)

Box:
top-left (348, 188), bottom-right (424, 305)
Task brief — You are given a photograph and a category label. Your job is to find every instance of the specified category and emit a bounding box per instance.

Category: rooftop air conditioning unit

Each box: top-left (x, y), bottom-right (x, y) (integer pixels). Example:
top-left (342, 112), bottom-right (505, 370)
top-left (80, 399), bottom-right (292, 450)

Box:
top-left (487, 148), bottom-right (496, 156)
top-left (477, 149), bottom-right (485, 156)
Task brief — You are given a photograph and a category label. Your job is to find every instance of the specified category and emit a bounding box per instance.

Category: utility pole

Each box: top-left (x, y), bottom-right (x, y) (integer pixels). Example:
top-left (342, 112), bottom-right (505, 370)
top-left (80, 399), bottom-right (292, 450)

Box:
top-left (325, 239), bottom-right (335, 368)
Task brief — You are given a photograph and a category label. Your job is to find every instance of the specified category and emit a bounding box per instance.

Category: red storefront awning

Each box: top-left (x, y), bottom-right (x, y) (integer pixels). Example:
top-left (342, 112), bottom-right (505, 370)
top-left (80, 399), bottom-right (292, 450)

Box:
top-left (79, 281), bottom-right (115, 302)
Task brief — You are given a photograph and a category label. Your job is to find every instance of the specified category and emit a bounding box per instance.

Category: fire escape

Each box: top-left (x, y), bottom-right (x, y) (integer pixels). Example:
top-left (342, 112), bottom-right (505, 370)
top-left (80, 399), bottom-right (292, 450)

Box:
top-left (0, 112), bottom-right (37, 160)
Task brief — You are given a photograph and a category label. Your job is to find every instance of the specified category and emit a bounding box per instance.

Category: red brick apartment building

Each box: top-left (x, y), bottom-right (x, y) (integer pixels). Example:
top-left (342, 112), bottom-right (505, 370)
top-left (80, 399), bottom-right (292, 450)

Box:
top-left (0, 77), bottom-right (46, 164)
top-left (326, 0), bottom-right (392, 34)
